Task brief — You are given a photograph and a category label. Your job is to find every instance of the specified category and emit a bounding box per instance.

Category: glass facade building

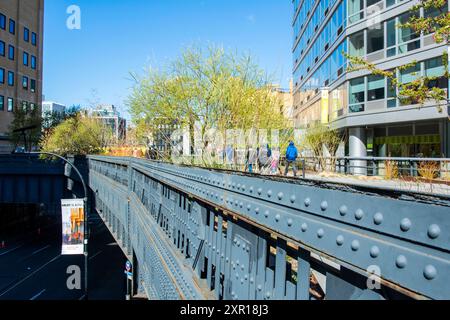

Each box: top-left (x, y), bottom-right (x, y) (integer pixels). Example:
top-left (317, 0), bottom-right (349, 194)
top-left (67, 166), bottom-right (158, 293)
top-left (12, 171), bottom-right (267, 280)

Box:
top-left (292, 0), bottom-right (450, 159)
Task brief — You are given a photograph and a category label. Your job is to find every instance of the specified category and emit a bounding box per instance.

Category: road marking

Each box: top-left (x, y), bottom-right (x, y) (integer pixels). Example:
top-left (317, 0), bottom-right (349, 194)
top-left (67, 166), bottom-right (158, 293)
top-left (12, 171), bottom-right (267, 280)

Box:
top-left (32, 245), bottom-right (51, 256)
top-left (89, 250), bottom-right (103, 260)
top-left (0, 244), bottom-right (24, 257)
top-left (0, 255), bottom-right (61, 297)
top-left (30, 289), bottom-right (46, 300)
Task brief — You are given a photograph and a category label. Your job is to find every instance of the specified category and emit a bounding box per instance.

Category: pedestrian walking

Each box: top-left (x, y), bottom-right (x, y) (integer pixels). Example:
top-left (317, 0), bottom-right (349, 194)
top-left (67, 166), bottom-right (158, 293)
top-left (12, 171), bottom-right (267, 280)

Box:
top-left (258, 144), bottom-right (272, 175)
top-left (284, 141), bottom-right (298, 177)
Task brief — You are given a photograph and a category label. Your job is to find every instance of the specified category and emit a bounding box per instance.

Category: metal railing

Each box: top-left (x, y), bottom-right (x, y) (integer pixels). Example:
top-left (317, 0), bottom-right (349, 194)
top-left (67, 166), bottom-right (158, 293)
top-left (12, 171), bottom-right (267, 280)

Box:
top-left (298, 156), bottom-right (450, 179)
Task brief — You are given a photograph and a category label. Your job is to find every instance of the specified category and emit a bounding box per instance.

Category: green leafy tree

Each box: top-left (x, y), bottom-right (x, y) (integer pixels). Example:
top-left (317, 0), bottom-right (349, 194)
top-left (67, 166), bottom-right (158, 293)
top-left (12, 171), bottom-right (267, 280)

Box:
top-left (303, 124), bottom-right (345, 172)
top-left (128, 45), bottom-right (289, 165)
top-left (346, 0), bottom-right (449, 111)
top-left (40, 114), bottom-right (112, 156)
top-left (9, 104), bottom-right (42, 151)
top-left (42, 105), bottom-right (81, 133)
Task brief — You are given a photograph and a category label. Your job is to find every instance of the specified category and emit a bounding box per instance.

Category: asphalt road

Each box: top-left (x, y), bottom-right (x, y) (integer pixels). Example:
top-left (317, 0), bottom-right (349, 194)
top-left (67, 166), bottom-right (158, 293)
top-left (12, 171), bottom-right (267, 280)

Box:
top-left (0, 210), bottom-right (127, 300)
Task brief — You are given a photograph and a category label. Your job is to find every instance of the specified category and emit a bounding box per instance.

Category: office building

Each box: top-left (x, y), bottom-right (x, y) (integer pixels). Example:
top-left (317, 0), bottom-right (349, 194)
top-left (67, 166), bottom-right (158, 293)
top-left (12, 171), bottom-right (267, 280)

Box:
top-left (292, 0), bottom-right (449, 158)
top-left (0, 0), bottom-right (44, 152)
top-left (42, 101), bottom-right (66, 115)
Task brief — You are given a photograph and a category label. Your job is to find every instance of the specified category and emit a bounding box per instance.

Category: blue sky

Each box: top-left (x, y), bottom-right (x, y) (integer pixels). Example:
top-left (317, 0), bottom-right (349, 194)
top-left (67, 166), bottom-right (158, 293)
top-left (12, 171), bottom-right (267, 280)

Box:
top-left (43, 0), bottom-right (293, 120)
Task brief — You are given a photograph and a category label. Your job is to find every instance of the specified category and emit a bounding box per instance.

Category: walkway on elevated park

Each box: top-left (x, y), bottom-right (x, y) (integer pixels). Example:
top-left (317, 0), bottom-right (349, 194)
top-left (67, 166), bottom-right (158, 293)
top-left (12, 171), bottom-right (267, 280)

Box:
top-left (299, 172), bottom-right (450, 197)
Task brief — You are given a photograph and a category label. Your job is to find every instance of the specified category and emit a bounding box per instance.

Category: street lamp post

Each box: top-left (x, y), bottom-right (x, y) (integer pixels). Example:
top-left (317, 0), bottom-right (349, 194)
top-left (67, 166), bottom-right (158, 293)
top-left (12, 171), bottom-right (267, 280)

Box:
top-left (28, 152), bottom-right (89, 300)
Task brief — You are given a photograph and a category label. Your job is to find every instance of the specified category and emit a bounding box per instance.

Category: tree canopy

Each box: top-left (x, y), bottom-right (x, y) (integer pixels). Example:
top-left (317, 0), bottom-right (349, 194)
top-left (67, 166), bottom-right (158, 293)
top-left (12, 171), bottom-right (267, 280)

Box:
top-left (127, 45), bottom-right (290, 164)
top-left (40, 114), bottom-right (112, 156)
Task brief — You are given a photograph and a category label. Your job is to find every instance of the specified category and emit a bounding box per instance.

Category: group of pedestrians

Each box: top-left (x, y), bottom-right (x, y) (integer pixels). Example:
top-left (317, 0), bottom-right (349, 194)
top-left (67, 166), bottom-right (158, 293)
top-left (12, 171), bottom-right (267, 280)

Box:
top-left (246, 141), bottom-right (299, 177)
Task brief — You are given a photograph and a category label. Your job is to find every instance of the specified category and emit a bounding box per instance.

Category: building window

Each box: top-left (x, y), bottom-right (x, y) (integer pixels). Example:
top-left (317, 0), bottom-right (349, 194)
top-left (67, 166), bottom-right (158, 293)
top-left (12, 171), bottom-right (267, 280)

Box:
top-left (8, 71), bottom-right (14, 86)
top-left (398, 12), bottom-right (420, 54)
top-left (386, 19), bottom-right (397, 57)
top-left (9, 19), bottom-right (15, 34)
top-left (387, 73), bottom-right (397, 108)
top-left (348, 0), bottom-right (364, 23)
top-left (22, 76), bottom-right (28, 90)
top-left (0, 96), bottom-right (4, 111)
top-left (425, 56), bottom-right (448, 91)
top-left (349, 31), bottom-right (364, 57)
top-left (31, 56), bottom-right (36, 69)
top-left (24, 27), bottom-right (30, 42)
top-left (399, 63), bottom-right (421, 105)
top-left (7, 98), bottom-right (13, 112)
top-left (367, 75), bottom-right (385, 101)
top-left (32, 32), bottom-right (37, 46)
top-left (30, 79), bottom-right (36, 93)
top-left (8, 45), bottom-right (14, 60)
top-left (0, 40), bottom-right (4, 56)
top-left (367, 25), bottom-right (384, 53)
top-left (0, 68), bottom-right (4, 84)
top-left (0, 13), bottom-right (5, 30)
top-left (349, 77), bottom-right (365, 112)
top-left (30, 103), bottom-right (36, 111)
top-left (23, 52), bottom-right (29, 66)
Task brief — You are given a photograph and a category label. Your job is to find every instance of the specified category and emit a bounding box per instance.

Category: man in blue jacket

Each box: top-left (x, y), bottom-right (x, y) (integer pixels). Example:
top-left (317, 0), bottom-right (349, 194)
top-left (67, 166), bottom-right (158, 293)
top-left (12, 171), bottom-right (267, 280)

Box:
top-left (284, 141), bottom-right (298, 177)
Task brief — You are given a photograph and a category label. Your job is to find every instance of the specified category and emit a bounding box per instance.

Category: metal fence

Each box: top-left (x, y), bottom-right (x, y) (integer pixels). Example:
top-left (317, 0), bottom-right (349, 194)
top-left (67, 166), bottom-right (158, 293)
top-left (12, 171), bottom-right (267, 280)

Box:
top-left (86, 155), bottom-right (450, 300)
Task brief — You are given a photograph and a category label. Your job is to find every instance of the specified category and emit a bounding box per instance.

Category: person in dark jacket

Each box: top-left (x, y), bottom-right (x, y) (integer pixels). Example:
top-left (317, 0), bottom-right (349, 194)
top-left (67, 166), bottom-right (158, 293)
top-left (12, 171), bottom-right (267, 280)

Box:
top-left (284, 141), bottom-right (298, 177)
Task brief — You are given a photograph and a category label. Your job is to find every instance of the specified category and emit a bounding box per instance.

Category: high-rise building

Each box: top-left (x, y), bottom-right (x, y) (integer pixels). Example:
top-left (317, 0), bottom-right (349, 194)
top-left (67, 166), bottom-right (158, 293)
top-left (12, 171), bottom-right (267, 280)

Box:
top-left (0, 0), bottom-right (44, 152)
top-left (292, 0), bottom-right (449, 159)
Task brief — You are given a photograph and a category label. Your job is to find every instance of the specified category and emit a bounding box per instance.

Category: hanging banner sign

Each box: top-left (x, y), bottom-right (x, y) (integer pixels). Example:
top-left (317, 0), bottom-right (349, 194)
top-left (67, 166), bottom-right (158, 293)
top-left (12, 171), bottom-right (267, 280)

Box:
top-left (61, 199), bottom-right (85, 255)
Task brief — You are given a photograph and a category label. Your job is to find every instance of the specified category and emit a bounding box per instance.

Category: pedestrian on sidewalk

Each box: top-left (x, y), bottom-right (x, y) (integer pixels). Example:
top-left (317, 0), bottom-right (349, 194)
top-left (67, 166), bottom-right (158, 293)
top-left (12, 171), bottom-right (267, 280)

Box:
top-left (284, 141), bottom-right (299, 177)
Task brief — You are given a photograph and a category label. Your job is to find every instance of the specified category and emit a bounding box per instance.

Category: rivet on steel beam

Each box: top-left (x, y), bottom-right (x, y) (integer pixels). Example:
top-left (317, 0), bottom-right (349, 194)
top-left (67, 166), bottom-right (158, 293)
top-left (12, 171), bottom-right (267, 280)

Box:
top-left (321, 201), bottom-right (328, 211)
top-left (275, 214), bottom-right (280, 221)
top-left (336, 235), bottom-right (344, 246)
top-left (373, 213), bottom-right (383, 225)
top-left (255, 208), bottom-right (260, 215)
top-left (355, 209), bottom-right (364, 221)
top-left (424, 265), bottom-right (437, 280)
top-left (257, 285), bottom-right (263, 291)
top-left (287, 218), bottom-right (293, 227)
top-left (339, 205), bottom-right (348, 216)
top-left (370, 246), bottom-right (380, 258)
top-left (265, 211), bottom-right (270, 218)
top-left (351, 240), bottom-right (360, 251)
top-left (301, 223), bottom-right (308, 232)
top-left (247, 204), bottom-right (252, 211)
top-left (258, 188), bottom-right (263, 195)
top-left (290, 195), bottom-right (296, 203)
top-left (304, 198), bottom-right (311, 207)
top-left (428, 224), bottom-right (441, 239)
top-left (317, 228), bottom-right (324, 238)
top-left (400, 218), bottom-right (412, 232)
top-left (277, 192), bottom-right (284, 200)
top-left (396, 255), bottom-right (407, 269)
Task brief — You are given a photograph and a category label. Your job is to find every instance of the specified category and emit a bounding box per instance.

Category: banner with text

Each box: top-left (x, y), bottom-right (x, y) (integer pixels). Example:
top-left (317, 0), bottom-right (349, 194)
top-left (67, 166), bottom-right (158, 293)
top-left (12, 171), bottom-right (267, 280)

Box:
top-left (61, 199), bottom-right (84, 255)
